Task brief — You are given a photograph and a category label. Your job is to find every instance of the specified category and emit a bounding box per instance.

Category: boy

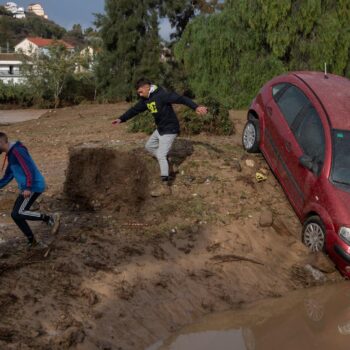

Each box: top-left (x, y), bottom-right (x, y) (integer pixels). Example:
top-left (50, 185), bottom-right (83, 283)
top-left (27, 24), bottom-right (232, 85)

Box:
top-left (0, 132), bottom-right (60, 247)
top-left (113, 78), bottom-right (208, 196)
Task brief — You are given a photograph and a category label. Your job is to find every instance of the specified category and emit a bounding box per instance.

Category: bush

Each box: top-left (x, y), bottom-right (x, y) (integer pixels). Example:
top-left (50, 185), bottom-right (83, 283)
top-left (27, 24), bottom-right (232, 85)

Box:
top-left (61, 73), bottom-right (97, 105)
top-left (0, 72), bottom-right (97, 109)
top-left (128, 96), bottom-right (234, 136)
top-left (0, 82), bottom-right (34, 108)
top-left (127, 111), bottom-right (155, 135)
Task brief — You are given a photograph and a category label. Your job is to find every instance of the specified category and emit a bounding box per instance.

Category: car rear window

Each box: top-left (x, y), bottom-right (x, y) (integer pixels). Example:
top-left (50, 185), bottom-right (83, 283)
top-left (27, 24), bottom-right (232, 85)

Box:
top-left (332, 130), bottom-right (350, 187)
top-left (276, 85), bottom-right (310, 126)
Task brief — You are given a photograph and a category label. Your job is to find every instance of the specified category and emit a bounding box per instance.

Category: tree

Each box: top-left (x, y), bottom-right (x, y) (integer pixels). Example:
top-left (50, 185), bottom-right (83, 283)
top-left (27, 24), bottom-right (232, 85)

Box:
top-left (64, 23), bottom-right (85, 47)
top-left (175, 0), bottom-right (350, 108)
top-left (95, 0), bottom-right (162, 101)
top-left (0, 11), bottom-right (66, 49)
top-left (22, 44), bottom-right (80, 108)
top-left (159, 0), bottom-right (222, 39)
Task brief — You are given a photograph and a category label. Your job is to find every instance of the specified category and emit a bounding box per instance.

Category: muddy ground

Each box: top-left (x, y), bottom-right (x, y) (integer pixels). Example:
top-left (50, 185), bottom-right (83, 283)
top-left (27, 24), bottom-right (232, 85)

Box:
top-left (0, 104), bottom-right (343, 349)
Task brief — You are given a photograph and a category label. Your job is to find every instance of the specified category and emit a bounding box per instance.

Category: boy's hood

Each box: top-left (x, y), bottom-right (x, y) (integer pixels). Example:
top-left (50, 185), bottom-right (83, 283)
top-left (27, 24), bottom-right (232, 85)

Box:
top-left (8, 141), bottom-right (25, 154)
top-left (141, 85), bottom-right (161, 100)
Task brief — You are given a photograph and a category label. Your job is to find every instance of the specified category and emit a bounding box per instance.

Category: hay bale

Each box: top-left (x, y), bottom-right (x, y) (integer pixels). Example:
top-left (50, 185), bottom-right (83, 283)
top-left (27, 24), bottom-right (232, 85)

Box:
top-left (64, 141), bottom-right (153, 212)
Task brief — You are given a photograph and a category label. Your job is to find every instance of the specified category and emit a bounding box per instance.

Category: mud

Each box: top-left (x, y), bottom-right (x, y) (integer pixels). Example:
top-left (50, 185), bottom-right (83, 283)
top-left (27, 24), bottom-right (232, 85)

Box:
top-left (64, 143), bottom-right (152, 212)
top-left (0, 104), bottom-right (344, 349)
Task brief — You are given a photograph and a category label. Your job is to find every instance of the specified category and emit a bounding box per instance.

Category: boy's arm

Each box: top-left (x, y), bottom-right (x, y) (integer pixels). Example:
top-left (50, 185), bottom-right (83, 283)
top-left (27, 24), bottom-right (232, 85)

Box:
top-left (114, 100), bottom-right (148, 124)
top-left (0, 165), bottom-right (14, 189)
top-left (12, 146), bottom-right (35, 191)
top-left (164, 91), bottom-right (199, 110)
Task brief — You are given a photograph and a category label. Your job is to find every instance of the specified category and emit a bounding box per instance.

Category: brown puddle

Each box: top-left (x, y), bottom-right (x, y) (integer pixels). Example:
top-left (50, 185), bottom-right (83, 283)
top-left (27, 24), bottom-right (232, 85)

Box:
top-left (147, 282), bottom-right (350, 350)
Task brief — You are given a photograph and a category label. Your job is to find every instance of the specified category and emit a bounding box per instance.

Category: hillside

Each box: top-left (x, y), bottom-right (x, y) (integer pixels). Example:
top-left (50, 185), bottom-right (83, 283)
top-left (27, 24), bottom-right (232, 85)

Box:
top-left (0, 6), bottom-right (85, 50)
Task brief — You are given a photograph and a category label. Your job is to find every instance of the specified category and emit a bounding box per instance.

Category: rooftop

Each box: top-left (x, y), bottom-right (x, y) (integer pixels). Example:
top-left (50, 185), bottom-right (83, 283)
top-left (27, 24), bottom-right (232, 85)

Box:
top-left (23, 37), bottom-right (75, 49)
top-left (293, 71), bottom-right (350, 130)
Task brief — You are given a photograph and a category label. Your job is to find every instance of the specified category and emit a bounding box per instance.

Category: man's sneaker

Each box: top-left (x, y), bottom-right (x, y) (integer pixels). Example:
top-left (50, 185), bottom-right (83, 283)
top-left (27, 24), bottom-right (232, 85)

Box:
top-left (150, 183), bottom-right (172, 197)
top-left (27, 239), bottom-right (48, 249)
top-left (27, 239), bottom-right (38, 249)
top-left (48, 213), bottom-right (61, 235)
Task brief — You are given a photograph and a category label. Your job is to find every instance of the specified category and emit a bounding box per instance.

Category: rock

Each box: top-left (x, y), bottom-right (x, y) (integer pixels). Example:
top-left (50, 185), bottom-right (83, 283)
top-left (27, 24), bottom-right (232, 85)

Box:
top-left (245, 159), bottom-right (255, 168)
top-left (307, 251), bottom-right (336, 274)
top-left (259, 209), bottom-right (274, 227)
top-left (304, 264), bottom-right (326, 281)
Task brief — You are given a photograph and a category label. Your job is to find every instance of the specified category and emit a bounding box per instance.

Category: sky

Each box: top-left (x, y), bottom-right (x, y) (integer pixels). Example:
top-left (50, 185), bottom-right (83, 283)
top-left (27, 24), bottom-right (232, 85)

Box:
top-left (11, 0), bottom-right (173, 40)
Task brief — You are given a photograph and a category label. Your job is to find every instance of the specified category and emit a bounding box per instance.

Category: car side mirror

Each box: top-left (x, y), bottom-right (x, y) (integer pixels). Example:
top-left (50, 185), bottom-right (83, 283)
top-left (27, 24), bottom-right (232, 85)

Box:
top-left (299, 155), bottom-right (320, 174)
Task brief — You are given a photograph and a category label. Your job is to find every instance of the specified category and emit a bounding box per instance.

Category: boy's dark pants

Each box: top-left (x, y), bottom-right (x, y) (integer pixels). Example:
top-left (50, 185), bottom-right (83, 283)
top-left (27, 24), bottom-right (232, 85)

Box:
top-left (11, 192), bottom-right (47, 242)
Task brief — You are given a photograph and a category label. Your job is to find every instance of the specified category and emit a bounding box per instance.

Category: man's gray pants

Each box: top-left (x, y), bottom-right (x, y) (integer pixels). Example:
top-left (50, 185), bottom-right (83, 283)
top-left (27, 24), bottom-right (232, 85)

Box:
top-left (145, 130), bottom-right (177, 177)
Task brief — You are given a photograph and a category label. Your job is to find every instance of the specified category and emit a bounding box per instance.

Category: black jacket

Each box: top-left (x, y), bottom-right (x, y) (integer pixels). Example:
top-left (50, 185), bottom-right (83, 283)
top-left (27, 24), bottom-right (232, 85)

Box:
top-left (119, 86), bottom-right (198, 135)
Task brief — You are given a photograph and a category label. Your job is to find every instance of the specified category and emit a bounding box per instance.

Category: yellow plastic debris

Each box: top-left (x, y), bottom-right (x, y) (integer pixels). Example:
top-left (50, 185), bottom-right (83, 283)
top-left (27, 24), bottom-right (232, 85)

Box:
top-left (256, 172), bottom-right (267, 182)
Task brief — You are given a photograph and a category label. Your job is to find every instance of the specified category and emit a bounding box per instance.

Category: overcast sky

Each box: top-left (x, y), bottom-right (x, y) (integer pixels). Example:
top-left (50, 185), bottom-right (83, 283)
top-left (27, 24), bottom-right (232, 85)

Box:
top-left (14, 0), bottom-right (172, 39)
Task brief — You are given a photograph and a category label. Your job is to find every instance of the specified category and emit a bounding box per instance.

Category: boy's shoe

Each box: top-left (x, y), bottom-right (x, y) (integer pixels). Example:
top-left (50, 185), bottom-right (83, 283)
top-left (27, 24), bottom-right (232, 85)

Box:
top-left (150, 183), bottom-right (172, 197)
top-left (48, 213), bottom-right (61, 235)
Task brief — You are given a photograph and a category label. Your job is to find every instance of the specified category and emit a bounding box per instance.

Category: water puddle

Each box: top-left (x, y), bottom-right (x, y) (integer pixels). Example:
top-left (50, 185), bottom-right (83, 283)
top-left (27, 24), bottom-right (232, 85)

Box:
top-left (148, 282), bottom-right (350, 350)
top-left (0, 109), bottom-right (47, 124)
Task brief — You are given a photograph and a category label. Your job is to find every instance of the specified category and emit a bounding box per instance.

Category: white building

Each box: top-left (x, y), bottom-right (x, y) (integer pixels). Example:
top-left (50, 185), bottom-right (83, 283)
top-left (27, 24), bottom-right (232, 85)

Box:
top-left (0, 53), bottom-right (26, 84)
top-left (27, 3), bottom-right (47, 19)
top-left (15, 37), bottom-right (75, 56)
top-left (4, 2), bottom-right (26, 19)
top-left (14, 6), bottom-right (25, 18)
top-left (76, 46), bottom-right (95, 72)
top-left (4, 1), bottom-right (17, 13)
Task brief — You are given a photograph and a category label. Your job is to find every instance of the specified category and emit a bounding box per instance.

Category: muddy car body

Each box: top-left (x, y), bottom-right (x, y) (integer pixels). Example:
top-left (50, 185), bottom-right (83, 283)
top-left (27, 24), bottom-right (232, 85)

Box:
top-left (242, 71), bottom-right (350, 276)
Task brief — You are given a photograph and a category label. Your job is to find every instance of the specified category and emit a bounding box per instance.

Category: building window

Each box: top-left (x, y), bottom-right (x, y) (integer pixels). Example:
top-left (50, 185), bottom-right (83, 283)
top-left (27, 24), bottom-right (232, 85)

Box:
top-left (9, 66), bottom-right (14, 75)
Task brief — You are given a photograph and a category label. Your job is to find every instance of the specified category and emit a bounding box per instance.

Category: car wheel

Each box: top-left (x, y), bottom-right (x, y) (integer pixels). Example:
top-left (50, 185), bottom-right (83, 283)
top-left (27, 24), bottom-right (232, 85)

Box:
top-left (242, 117), bottom-right (260, 153)
top-left (302, 216), bottom-right (326, 252)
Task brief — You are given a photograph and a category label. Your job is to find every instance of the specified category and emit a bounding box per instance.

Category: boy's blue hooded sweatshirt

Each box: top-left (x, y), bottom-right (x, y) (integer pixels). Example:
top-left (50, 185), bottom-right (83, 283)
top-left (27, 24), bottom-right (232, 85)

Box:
top-left (0, 141), bottom-right (46, 193)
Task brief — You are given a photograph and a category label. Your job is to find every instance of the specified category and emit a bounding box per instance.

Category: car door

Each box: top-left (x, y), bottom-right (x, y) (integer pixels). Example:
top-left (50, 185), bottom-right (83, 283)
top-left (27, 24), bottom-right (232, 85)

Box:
top-left (289, 105), bottom-right (326, 204)
top-left (264, 84), bottom-right (310, 212)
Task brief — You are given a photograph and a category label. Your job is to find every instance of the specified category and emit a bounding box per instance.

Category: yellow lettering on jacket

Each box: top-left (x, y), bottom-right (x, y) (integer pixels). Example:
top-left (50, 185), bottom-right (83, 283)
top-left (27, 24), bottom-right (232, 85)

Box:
top-left (147, 102), bottom-right (158, 113)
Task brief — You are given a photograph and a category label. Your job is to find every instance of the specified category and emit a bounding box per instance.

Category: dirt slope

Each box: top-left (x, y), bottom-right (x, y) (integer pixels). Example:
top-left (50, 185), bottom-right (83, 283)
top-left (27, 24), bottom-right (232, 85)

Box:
top-left (0, 104), bottom-right (342, 350)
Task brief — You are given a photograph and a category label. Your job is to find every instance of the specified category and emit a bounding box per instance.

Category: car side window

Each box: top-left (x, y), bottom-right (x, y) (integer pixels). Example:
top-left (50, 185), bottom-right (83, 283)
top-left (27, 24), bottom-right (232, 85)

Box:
top-left (276, 85), bottom-right (309, 127)
top-left (294, 106), bottom-right (325, 165)
top-left (272, 83), bottom-right (288, 98)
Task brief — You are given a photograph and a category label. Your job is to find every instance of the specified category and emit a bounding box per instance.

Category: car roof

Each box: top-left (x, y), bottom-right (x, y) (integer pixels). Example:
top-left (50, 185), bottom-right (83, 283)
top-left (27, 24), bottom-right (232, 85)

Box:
top-left (291, 71), bottom-right (350, 130)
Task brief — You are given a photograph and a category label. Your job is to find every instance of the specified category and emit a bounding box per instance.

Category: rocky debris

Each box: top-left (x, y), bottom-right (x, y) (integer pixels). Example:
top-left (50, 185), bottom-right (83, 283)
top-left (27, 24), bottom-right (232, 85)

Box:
top-left (245, 159), bottom-right (255, 168)
top-left (259, 209), bottom-right (274, 227)
top-left (306, 251), bottom-right (336, 274)
top-left (304, 264), bottom-right (326, 281)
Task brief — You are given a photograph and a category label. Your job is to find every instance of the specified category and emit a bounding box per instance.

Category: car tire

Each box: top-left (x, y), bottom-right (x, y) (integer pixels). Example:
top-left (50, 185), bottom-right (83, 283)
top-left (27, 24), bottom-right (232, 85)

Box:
top-left (242, 117), bottom-right (260, 153)
top-left (302, 216), bottom-right (326, 252)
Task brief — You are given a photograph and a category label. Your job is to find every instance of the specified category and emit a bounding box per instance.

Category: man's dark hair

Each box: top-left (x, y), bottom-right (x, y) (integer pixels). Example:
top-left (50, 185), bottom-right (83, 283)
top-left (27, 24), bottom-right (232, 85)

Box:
top-left (0, 132), bottom-right (8, 143)
top-left (135, 78), bottom-right (152, 89)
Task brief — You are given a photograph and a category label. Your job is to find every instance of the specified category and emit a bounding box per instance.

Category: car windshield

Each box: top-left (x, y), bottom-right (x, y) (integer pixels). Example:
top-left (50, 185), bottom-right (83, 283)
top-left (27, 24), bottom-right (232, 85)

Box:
top-left (332, 130), bottom-right (350, 187)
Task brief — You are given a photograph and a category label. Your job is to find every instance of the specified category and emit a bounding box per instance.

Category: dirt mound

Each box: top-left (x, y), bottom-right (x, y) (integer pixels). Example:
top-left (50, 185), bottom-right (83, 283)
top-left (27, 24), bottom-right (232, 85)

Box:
top-left (64, 142), bottom-right (153, 212)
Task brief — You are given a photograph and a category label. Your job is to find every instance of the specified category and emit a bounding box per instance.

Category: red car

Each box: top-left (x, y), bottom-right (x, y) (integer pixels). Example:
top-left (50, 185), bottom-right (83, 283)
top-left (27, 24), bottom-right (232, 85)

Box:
top-left (242, 71), bottom-right (350, 276)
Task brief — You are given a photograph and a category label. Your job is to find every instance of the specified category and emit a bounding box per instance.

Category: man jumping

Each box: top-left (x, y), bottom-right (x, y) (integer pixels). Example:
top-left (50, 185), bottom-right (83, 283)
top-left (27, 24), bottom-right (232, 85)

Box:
top-left (113, 78), bottom-right (208, 196)
top-left (0, 132), bottom-right (60, 248)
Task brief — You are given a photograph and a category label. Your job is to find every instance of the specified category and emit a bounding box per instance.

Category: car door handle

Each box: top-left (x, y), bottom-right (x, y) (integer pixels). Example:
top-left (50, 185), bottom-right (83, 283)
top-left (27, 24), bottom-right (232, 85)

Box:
top-left (285, 141), bottom-right (292, 152)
